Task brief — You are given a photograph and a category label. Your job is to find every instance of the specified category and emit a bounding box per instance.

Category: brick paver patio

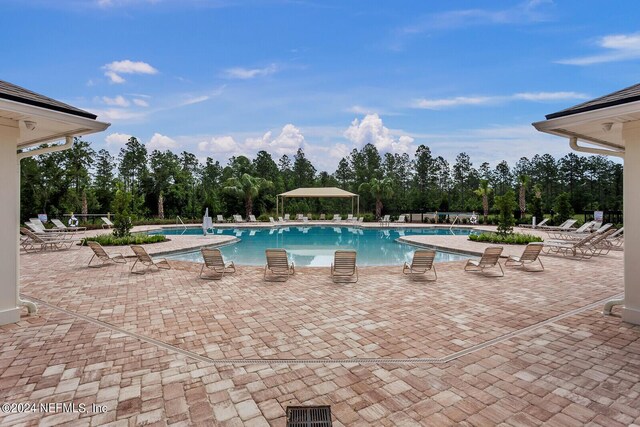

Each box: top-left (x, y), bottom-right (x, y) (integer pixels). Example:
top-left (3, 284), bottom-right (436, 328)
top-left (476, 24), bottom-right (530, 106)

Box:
top-left (1, 229), bottom-right (637, 426)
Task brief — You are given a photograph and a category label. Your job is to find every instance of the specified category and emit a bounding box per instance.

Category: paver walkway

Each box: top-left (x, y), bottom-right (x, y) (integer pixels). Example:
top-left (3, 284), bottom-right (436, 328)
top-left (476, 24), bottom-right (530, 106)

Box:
top-left (1, 233), bottom-right (637, 426)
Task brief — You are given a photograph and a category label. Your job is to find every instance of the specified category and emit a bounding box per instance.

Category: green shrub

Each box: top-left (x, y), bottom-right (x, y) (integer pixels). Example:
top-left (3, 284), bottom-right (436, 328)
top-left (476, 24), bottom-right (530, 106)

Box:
top-left (363, 213), bottom-right (375, 222)
top-left (111, 183), bottom-right (133, 237)
top-left (82, 234), bottom-right (168, 246)
top-left (494, 190), bottom-right (517, 236)
top-left (469, 232), bottom-right (543, 245)
top-left (257, 214), bottom-right (270, 222)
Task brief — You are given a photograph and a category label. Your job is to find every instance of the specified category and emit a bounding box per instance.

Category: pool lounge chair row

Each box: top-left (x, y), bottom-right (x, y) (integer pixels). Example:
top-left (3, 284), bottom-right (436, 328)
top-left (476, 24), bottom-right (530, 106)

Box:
top-left (543, 228), bottom-right (617, 259)
top-left (87, 241), bottom-right (551, 282)
top-left (210, 214), bottom-right (368, 223)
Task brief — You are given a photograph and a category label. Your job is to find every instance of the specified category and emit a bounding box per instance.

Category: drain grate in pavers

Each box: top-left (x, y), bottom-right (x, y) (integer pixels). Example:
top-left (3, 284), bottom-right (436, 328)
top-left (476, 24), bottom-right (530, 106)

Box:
top-left (286, 406), bottom-right (332, 427)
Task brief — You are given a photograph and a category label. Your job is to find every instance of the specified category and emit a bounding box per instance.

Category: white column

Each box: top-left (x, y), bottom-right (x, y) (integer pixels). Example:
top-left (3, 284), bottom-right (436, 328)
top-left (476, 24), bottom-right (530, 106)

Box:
top-left (622, 121), bottom-right (640, 324)
top-left (0, 122), bottom-right (21, 324)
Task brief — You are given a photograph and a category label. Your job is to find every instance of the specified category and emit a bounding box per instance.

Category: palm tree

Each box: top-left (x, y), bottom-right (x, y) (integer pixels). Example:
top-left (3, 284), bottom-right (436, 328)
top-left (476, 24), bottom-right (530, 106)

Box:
top-left (359, 177), bottom-right (394, 219)
top-left (518, 175), bottom-right (529, 216)
top-left (223, 174), bottom-right (273, 218)
top-left (474, 179), bottom-right (491, 221)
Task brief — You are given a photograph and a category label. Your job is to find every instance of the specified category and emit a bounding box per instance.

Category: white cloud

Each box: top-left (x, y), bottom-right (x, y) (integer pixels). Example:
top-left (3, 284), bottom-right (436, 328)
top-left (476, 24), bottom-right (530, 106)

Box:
top-left (344, 113), bottom-right (413, 154)
top-left (94, 108), bottom-right (146, 121)
top-left (198, 136), bottom-right (239, 153)
top-left (514, 91), bottom-right (589, 101)
top-left (271, 124), bottom-right (305, 153)
top-left (148, 133), bottom-right (177, 150)
top-left (132, 98), bottom-right (149, 107)
top-left (245, 131), bottom-right (273, 150)
top-left (413, 96), bottom-right (495, 109)
top-left (103, 60), bottom-right (158, 84)
top-left (105, 132), bottom-right (131, 146)
top-left (102, 95), bottom-right (130, 107)
top-left (412, 91), bottom-right (589, 109)
top-left (558, 32), bottom-right (640, 65)
top-left (241, 125), bottom-right (305, 155)
top-left (179, 95), bottom-right (210, 106)
top-left (104, 71), bottom-right (125, 84)
top-left (223, 64), bottom-right (277, 79)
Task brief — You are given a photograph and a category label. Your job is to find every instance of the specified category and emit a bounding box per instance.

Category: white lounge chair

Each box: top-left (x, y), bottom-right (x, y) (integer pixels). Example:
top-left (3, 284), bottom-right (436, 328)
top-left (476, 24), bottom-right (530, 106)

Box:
top-left (539, 219), bottom-right (577, 231)
top-left (296, 214), bottom-right (304, 221)
top-left (284, 214), bottom-right (290, 222)
top-left (379, 215), bottom-right (390, 226)
top-left (52, 218), bottom-right (86, 233)
top-left (395, 215), bottom-right (406, 223)
top-left (249, 215), bottom-right (257, 222)
top-left (519, 218), bottom-right (549, 229)
top-left (216, 215), bottom-right (225, 223)
top-left (101, 217), bottom-right (114, 229)
top-left (332, 214), bottom-right (342, 222)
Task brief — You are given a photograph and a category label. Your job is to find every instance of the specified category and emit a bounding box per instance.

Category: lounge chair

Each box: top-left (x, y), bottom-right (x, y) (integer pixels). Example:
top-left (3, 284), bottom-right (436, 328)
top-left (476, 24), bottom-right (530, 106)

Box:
top-left (331, 250), bottom-right (358, 283)
top-left (101, 217), bottom-right (114, 229)
top-left (395, 215), bottom-right (406, 223)
top-left (28, 219), bottom-right (68, 235)
top-left (547, 220), bottom-right (594, 239)
top-left (87, 241), bottom-right (126, 267)
top-left (20, 227), bottom-right (78, 252)
top-left (284, 214), bottom-right (290, 222)
top-left (607, 227), bottom-right (624, 249)
top-left (319, 214), bottom-right (326, 220)
top-left (358, 217), bottom-right (364, 223)
top-left (553, 223), bottom-right (613, 240)
top-left (307, 213), bottom-right (313, 221)
top-left (464, 247), bottom-right (504, 276)
top-left (269, 217), bottom-right (276, 224)
top-left (346, 214), bottom-right (354, 222)
top-left (332, 214), bottom-right (342, 222)
top-left (264, 249), bottom-right (295, 281)
top-left (519, 218), bottom-right (549, 229)
top-left (278, 216), bottom-right (285, 223)
top-left (234, 215), bottom-right (245, 223)
top-left (539, 219), bottom-right (577, 231)
top-left (543, 232), bottom-right (599, 259)
top-left (296, 214), bottom-right (304, 221)
top-left (52, 218), bottom-right (86, 233)
top-left (216, 215), bottom-right (225, 223)
top-left (249, 215), bottom-right (257, 222)
top-left (403, 250), bottom-right (437, 280)
top-left (200, 248), bottom-right (235, 280)
top-left (505, 243), bottom-right (544, 271)
top-left (379, 214), bottom-right (390, 226)
top-left (130, 245), bottom-right (171, 274)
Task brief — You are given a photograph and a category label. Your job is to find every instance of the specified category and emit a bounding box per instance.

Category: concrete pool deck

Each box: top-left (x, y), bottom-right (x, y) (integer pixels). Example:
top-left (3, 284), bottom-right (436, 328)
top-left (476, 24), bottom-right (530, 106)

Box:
top-left (2, 224), bottom-right (636, 425)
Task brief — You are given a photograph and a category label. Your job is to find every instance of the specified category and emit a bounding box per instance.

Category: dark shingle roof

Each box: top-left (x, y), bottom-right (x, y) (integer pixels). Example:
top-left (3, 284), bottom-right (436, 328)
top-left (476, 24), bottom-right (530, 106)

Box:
top-left (546, 83), bottom-right (640, 120)
top-left (0, 80), bottom-right (97, 120)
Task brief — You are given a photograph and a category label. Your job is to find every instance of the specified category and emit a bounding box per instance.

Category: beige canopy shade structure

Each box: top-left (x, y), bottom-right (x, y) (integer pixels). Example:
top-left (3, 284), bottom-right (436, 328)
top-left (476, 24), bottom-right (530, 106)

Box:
top-left (532, 82), bottom-right (638, 325)
top-left (0, 80), bottom-right (110, 324)
top-left (276, 187), bottom-right (359, 217)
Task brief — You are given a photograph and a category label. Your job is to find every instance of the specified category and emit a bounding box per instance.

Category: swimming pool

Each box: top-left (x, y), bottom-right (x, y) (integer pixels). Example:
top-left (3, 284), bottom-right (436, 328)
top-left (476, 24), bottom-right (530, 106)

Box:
top-left (152, 226), bottom-right (475, 267)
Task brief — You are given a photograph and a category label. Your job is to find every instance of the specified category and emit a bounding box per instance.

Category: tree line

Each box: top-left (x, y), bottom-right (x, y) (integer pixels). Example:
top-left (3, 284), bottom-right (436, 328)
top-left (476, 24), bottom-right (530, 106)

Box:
top-left (19, 137), bottom-right (623, 223)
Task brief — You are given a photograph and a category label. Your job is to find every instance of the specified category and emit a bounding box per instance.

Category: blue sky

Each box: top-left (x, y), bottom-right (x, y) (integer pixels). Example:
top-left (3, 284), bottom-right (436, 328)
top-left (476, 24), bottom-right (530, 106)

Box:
top-left (2, 0), bottom-right (638, 170)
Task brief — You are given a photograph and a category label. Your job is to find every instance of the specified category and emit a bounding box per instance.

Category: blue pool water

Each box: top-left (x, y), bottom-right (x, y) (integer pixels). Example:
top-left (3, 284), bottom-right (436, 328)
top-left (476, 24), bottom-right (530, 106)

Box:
top-left (151, 226), bottom-right (474, 267)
